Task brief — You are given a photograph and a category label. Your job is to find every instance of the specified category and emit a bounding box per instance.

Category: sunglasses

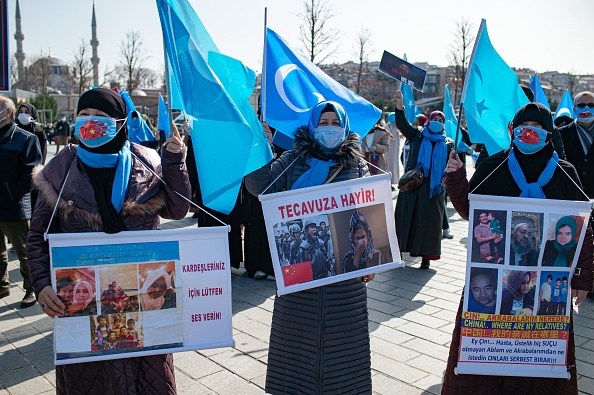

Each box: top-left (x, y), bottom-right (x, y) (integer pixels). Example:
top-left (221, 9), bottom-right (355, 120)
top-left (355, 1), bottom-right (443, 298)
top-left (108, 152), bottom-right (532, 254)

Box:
top-left (576, 103), bottom-right (594, 109)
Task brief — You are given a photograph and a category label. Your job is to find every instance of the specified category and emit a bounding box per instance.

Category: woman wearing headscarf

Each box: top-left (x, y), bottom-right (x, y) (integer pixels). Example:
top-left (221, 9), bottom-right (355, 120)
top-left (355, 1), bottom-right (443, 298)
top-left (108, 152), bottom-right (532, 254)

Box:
top-left (71, 280), bottom-right (97, 316)
top-left (342, 211), bottom-right (381, 273)
top-left (246, 101), bottom-right (372, 394)
top-left (16, 103), bottom-right (47, 164)
top-left (542, 216), bottom-right (578, 267)
top-left (27, 87), bottom-right (191, 395)
top-left (361, 119), bottom-right (394, 175)
top-left (393, 90), bottom-right (453, 269)
top-left (139, 268), bottom-right (176, 311)
top-left (442, 102), bottom-right (594, 394)
top-left (499, 270), bottom-right (534, 315)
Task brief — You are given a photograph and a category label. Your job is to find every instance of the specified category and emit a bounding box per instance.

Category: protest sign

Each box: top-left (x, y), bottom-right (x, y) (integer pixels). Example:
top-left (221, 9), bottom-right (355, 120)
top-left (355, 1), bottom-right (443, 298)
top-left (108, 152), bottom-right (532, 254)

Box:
top-left (259, 173), bottom-right (403, 295)
top-left (48, 227), bottom-right (233, 365)
top-left (457, 194), bottom-right (592, 378)
top-left (378, 51), bottom-right (426, 92)
top-left (0, 0), bottom-right (9, 92)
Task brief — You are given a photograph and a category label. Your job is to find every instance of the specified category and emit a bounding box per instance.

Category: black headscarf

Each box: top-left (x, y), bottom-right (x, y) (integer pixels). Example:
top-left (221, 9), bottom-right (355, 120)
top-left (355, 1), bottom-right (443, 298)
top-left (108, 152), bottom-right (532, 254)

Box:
top-left (16, 103), bottom-right (37, 134)
top-left (77, 88), bottom-right (129, 234)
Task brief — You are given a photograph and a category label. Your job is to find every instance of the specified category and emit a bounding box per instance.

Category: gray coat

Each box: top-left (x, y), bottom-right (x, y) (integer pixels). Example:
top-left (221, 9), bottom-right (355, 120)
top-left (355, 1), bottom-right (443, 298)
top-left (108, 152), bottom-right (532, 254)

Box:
top-left (246, 127), bottom-right (373, 394)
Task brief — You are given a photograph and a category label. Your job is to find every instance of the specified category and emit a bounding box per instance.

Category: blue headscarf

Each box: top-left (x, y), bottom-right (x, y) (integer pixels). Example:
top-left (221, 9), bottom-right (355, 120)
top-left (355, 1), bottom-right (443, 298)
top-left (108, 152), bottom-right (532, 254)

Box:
top-left (292, 101), bottom-right (350, 190)
top-left (387, 112), bottom-right (395, 124)
top-left (415, 123), bottom-right (447, 198)
top-left (307, 101), bottom-right (350, 137)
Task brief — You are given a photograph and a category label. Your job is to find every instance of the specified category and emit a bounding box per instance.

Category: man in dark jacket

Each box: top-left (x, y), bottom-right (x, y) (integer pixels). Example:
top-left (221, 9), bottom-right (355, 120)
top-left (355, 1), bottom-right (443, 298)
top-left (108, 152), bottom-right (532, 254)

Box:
top-left (0, 96), bottom-right (42, 307)
top-left (558, 91), bottom-right (594, 199)
top-left (55, 114), bottom-right (70, 153)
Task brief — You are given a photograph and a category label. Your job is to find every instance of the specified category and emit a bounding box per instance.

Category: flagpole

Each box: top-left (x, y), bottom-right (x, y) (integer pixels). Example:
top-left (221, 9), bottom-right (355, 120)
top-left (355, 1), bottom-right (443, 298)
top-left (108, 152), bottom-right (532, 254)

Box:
top-left (455, 18), bottom-right (485, 152)
top-left (163, 4), bottom-right (173, 134)
top-left (261, 7), bottom-right (268, 121)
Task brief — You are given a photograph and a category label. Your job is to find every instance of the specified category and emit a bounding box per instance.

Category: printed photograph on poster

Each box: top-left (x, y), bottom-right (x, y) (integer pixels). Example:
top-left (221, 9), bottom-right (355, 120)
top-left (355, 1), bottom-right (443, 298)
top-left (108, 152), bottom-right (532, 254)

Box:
top-left (55, 268), bottom-right (98, 317)
top-left (466, 267), bottom-right (498, 314)
top-left (541, 214), bottom-right (583, 267)
top-left (509, 212), bottom-right (544, 266)
top-left (334, 205), bottom-right (392, 275)
top-left (138, 261), bottom-right (177, 311)
top-left (471, 209), bottom-right (506, 264)
top-left (98, 264), bottom-right (139, 314)
top-left (537, 271), bottom-right (571, 316)
top-left (90, 312), bottom-right (144, 353)
top-left (500, 270), bottom-right (537, 316)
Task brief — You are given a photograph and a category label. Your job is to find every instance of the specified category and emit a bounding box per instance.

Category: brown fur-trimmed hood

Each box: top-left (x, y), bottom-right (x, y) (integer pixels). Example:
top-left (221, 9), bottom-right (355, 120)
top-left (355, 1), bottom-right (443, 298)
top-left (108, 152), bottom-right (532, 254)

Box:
top-left (292, 127), bottom-right (363, 168)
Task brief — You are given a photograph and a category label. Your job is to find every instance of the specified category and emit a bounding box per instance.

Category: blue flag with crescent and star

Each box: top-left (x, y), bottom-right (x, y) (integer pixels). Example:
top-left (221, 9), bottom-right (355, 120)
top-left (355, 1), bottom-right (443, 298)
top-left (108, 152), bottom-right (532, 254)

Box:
top-left (554, 89), bottom-right (576, 120)
top-left (530, 73), bottom-right (550, 109)
top-left (401, 54), bottom-right (417, 124)
top-left (157, 93), bottom-right (171, 134)
top-left (462, 20), bottom-right (529, 155)
top-left (156, 0), bottom-right (272, 214)
top-left (264, 27), bottom-right (381, 142)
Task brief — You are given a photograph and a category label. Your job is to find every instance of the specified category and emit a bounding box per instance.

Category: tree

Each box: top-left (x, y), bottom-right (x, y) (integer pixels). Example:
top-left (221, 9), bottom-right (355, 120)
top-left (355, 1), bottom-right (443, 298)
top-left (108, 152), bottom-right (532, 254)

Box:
top-left (567, 68), bottom-right (578, 97)
top-left (298, 0), bottom-right (339, 64)
top-left (447, 18), bottom-right (475, 106)
top-left (71, 39), bottom-right (93, 94)
top-left (30, 94), bottom-right (58, 124)
top-left (118, 30), bottom-right (149, 92)
top-left (354, 27), bottom-right (372, 95)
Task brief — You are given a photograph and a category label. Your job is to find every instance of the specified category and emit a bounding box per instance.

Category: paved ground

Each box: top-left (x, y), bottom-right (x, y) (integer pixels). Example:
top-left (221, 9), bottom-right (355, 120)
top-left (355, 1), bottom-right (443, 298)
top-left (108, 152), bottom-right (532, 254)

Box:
top-left (2, 147), bottom-right (594, 394)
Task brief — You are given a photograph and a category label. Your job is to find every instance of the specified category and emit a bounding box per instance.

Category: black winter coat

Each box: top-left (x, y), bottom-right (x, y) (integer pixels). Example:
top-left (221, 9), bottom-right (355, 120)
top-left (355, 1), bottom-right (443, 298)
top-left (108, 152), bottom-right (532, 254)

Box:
top-left (559, 120), bottom-right (594, 199)
top-left (245, 128), bottom-right (372, 394)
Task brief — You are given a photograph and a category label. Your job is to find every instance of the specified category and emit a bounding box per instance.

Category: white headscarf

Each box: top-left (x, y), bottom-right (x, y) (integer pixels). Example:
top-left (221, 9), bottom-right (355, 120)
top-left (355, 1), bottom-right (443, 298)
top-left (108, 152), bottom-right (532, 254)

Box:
top-left (73, 280), bottom-right (95, 305)
top-left (140, 268), bottom-right (172, 311)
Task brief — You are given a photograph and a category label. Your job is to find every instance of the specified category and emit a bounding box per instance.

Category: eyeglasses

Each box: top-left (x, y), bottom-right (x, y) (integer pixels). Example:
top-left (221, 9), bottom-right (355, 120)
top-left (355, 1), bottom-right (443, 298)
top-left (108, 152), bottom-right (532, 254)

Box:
top-left (576, 103), bottom-right (594, 109)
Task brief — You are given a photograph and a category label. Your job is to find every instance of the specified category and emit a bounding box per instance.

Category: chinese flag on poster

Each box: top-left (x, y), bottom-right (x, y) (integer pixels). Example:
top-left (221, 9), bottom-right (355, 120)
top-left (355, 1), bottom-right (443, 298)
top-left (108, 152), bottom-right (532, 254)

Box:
top-left (282, 261), bottom-right (313, 286)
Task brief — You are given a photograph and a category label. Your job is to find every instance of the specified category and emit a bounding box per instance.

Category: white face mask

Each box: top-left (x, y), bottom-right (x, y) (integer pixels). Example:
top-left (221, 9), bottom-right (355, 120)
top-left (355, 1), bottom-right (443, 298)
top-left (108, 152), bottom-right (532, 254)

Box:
top-left (17, 113), bottom-right (33, 125)
top-left (61, 117), bottom-right (66, 122)
top-left (0, 108), bottom-right (10, 124)
top-left (313, 125), bottom-right (346, 151)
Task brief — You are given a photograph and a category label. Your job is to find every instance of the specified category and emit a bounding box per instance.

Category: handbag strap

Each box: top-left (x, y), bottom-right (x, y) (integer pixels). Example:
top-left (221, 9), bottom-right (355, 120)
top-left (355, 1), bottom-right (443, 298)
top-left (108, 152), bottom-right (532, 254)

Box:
top-left (324, 164), bottom-right (344, 184)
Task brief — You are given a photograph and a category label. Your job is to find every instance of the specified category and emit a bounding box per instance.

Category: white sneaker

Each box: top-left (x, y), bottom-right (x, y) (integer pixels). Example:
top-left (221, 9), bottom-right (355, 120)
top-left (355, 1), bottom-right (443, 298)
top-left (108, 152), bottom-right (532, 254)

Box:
top-left (267, 275), bottom-right (276, 281)
top-left (254, 270), bottom-right (267, 279)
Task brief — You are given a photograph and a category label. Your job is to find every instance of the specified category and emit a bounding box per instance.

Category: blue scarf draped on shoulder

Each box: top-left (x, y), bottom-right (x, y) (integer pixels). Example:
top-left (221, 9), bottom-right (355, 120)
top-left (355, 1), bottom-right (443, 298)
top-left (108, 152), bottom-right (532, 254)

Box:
top-left (291, 157), bottom-right (335, 190)
top-left (507, 148), bottom-right (558, 199)
top-left (415, 127), bottom-right (447, 198)
top-left (77, 141), bottom-right (132, 212)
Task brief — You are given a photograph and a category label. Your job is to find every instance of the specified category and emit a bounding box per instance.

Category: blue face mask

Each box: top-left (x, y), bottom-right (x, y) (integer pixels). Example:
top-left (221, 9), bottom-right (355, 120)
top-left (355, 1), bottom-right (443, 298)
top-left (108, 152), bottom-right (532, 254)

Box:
top-left (427, 120), bottom-right (444, 133)
top-left (313, 125), bottom-right (346, 151)
top-left (75, 116), bottom-right (125, 148)
top-left (513, 125), bottom-right (549, 154)
top-left (575, 106), bottom-right (594, 124)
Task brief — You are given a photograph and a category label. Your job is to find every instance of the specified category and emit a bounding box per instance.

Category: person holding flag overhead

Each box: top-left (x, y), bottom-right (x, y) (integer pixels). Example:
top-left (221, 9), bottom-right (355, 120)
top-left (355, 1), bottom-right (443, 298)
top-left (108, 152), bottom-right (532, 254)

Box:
top-left (393, 90), bottom-right (453, 270)
top-left (442, 102), bottom-right (593, 393)
top-left (246, 101), bottom-right (372, 394)
top-left (27, 87), bottom-right (191, 394)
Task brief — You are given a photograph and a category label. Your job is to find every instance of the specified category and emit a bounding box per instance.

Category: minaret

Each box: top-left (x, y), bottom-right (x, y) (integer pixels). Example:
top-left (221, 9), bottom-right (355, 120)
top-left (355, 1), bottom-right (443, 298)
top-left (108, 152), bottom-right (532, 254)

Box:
top-left (90, 2), bottom-right (99, 87)
top-left (14, 0), bottom-right (25, 81)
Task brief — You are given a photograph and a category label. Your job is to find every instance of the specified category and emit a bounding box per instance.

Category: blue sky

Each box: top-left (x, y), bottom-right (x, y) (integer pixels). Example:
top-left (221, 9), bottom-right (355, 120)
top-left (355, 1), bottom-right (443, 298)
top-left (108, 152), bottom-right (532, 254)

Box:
top-left (10, 0), bottom-right (594, 77)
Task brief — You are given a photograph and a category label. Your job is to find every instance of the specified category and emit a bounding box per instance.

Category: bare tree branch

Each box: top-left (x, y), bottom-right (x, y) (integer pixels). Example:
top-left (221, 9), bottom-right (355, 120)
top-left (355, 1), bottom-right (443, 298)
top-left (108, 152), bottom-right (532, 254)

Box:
top-left (447, 18), bottom-right (475, 106)
top-left (354, 26), bottom-right (372, 94)
top-left (298, 0), bottom-right (340, 64)
top-left (119, 30), bottom-right (150, 92)
top-left (70, 39), bottom-right (94, 94)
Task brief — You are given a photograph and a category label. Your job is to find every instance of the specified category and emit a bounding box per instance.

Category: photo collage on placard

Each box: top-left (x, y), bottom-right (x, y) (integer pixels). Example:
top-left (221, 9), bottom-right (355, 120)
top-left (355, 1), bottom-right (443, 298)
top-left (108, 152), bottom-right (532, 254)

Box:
top-left (271, 203), bottom-right (394, 286)
top-left (465, 208), bottom-right (584, 317)
top-left (54, 260), bottom-right (183, 354)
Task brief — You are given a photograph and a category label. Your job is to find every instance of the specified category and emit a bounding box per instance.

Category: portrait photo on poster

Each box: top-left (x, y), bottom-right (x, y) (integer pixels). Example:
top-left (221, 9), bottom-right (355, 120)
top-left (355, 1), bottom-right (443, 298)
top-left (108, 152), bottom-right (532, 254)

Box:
top-left (500, 270), bottom-right (537, 316)
top-left (541, 214), bottom-right (584, 267)
top-left (90, 312), bottom-right (144, 353)
top-left (509, 212), bottom-right (544, 266)
top-left (536, 271), bottom-right (571, 316)
top-left (466, 267), bottom-right (499, 314)
top-left (54, 268), bottom-right (98, 317)
top-left (98, 264), bottom-right (139, 315)
top-left (471, 209), bottom-right (507, 265)
top-left (138, 261), bottom-right (177, 312)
